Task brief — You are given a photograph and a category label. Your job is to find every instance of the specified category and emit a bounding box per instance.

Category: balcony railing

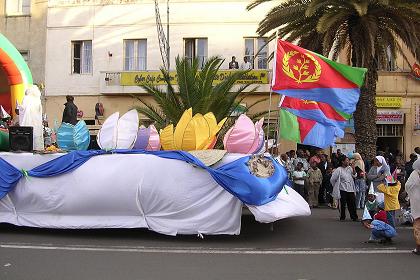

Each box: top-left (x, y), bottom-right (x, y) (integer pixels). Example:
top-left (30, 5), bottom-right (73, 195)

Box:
top-left (104, 72), bottom-right (121, 86)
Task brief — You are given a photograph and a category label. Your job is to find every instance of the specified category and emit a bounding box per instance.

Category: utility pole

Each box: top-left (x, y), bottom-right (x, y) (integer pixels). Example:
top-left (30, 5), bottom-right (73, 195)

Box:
top-left (167, 0), bottom-right (170, 71)
top-left (154, 0), bottom-right (169, 71)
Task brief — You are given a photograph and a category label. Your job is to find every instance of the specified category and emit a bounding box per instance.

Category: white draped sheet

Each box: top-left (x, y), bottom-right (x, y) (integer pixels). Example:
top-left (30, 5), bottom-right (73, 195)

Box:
top-left (0, 153), bottom-right (310, 235)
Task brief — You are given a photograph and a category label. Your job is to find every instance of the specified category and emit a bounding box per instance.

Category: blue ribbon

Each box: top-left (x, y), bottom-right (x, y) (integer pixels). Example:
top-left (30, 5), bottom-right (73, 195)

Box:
top-left (0, 150), bottom-right (288, 205)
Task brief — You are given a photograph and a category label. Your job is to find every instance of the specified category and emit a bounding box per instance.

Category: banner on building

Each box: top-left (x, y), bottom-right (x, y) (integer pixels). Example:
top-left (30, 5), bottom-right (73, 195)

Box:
top-left (120, 70), bottom-right (269, 86)
top-left (415, 105), bottom-right (420, 130)
top-left (376, 110), bottom-right (404, 124)
top-left (376, 97), bottom-right (402, 108)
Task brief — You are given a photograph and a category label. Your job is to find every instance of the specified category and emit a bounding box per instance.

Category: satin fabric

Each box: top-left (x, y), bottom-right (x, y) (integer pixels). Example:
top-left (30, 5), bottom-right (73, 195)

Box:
top-left (0, 149), bottom-right (287, 206)
top-left (57, 121), bottom-right (90, 151)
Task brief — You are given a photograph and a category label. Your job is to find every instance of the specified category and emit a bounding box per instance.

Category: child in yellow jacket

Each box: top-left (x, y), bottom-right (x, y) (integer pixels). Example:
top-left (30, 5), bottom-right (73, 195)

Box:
top-left (377, 176), bottom-right (401, 228)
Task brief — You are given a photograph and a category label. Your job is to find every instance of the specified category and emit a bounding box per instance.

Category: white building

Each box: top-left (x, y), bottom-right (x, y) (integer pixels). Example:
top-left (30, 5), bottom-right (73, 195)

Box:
top-left (44, 0), bottom-right (279, 126)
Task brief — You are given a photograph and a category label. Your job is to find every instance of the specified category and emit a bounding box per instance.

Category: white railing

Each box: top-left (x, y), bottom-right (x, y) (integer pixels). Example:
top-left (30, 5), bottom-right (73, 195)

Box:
top-left (104, 72), bottom-right (121, 86)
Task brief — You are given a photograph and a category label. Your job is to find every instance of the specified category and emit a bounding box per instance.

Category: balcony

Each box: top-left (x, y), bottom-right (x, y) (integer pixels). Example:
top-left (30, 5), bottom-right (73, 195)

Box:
top-left (99, 70), bottom-right (272, 95)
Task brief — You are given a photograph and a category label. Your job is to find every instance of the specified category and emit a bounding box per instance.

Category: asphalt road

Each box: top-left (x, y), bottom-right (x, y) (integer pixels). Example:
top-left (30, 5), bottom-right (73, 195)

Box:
top-left (1, 208), bottom-right (419, 280)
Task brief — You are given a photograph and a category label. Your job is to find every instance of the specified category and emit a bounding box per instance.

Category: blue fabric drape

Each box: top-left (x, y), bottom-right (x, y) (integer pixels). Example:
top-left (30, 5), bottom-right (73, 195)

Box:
top-left (0, 150), bottom-right (287, 206)
top-left (0, 157), bottom-right (23, 198)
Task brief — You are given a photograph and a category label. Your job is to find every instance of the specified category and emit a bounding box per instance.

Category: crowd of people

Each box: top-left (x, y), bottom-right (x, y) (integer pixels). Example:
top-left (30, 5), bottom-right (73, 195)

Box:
top-left (275, 147), bottom-right (420, 253)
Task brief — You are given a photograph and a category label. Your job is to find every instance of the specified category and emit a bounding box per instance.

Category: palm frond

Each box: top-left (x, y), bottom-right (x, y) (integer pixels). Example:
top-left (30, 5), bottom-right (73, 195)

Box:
top-left (133, 103), bottom-right (166, 129)
top-left (247, 0), bottom-right (275, 10)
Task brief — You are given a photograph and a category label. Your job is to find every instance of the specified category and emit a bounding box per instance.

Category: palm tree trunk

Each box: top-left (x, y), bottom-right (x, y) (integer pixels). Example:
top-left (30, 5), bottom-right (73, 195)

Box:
top-left (353, 59), bottom-right (378, 160)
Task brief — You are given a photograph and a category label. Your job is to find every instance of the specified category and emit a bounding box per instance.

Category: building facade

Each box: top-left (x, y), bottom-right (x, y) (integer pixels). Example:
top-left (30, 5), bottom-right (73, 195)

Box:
top-left (44, 0), bottom-right (278, 127)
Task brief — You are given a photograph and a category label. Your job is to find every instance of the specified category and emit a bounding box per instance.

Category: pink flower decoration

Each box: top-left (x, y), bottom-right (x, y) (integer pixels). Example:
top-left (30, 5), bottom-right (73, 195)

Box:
top-left (133, 125), bottom-right (161, 151)
top-left (224, 114), bottom-right (261, 154)
top-left (248, 118), bottom-right (264, 154)
top-left (147, 125), bottom-right (160, 151)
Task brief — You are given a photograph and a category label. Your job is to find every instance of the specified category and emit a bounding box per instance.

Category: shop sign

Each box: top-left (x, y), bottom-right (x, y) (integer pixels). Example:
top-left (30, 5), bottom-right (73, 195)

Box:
top-left (375, 97), bottom-right (402, 108)
top-left (415, 105), bottom-right (420, 130)
top-left (376, 110), bottom-right (404, 124)
top-left (120, 70), bottom-right (269, 86)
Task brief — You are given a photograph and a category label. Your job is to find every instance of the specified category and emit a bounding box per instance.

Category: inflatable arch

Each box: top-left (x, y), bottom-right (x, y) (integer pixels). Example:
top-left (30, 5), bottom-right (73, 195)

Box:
top-left (0, 33), bottom-right (33, 116)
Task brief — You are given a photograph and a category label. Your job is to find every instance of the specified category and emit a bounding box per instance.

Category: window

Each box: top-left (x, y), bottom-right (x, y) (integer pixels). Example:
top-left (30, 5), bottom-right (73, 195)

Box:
top-left (244, 37), bottom-right (268, 69)
top-left (124, 39), bottom-right (147, 71)
top-left (19, 50), bottom-right (30, 62)
top-left (184, 38), bottom-right (208, 68)
top-left (377, 125), bottom-right (404, 137)
top-left (72, 40), bottom-right (92, 74)
top-left (6, 0), bottom-right (30, 16)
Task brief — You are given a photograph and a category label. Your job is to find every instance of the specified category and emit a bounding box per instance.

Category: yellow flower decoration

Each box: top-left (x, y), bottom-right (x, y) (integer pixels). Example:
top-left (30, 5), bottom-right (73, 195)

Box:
top-left (160, 108), bottom-right (226, 151)
top-left (159, 124), bottom-right (175, 150)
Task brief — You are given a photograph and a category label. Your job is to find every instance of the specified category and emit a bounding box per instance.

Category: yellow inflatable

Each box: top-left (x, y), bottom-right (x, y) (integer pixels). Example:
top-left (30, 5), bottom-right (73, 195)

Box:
top-left (160, 108), bottom-right (226, 151)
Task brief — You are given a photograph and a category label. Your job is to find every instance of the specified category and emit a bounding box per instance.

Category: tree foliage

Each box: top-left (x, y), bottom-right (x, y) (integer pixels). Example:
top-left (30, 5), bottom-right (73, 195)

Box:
top-left (133, 56), bottom-right (269, 130)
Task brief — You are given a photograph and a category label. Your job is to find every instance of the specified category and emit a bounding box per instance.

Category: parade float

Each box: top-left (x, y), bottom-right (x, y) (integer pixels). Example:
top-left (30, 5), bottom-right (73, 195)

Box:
top-left (0, 107), bottom-right (310, 235)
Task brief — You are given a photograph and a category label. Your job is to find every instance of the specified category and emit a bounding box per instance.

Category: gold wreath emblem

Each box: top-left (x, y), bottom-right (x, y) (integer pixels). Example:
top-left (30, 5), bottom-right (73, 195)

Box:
top-left (303, 100), bottom-right (318, 105)
top-left (282, 51), bottom-right (321, 84)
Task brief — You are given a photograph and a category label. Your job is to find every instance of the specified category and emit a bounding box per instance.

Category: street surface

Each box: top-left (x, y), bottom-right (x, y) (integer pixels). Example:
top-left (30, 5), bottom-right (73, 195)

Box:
top-left (1, 208), bottom-right (419, 280)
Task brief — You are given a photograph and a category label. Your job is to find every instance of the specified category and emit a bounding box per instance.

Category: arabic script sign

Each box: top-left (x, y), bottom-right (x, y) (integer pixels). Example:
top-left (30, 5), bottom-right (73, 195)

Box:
top-left (120, 70), bottom-right (269, 86)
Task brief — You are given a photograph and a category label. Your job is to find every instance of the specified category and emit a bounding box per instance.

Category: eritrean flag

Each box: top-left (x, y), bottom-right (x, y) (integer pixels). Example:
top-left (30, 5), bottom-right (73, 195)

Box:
top-left (279, 108), bottom-right (341, 149)
top-left (272, 40), bottom-right (367, 115)
top-left (280, 96), bottom-right (351, 139)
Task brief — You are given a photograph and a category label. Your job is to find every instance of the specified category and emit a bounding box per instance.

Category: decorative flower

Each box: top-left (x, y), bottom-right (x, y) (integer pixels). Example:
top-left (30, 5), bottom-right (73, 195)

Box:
top-left (223, 114), bottom-right (264, 154)
top-left (97, 109), bottom-right (139, 150)
top-left (133, 124), bottom-right (161, 151)
top-left (160, 108), bottom-right (226, 151)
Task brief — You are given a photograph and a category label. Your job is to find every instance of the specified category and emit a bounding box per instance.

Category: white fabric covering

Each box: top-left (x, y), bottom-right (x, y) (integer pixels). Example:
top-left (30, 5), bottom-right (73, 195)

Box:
top-left (0, 152), bottom-right (310, 235)
top-left (247, 186), bottom-right (311, 223)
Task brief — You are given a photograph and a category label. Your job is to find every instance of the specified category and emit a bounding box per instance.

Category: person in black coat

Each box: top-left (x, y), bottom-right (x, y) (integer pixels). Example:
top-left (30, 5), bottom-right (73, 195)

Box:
top-left (317, 154), bottom-right (328, 204)
top-left (406, 153), bottom-right (418, 179)
top-left (62, 95), bottom-right (78, 125)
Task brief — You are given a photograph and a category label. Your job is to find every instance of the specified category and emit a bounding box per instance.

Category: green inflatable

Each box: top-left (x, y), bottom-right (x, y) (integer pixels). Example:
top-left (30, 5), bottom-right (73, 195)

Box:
top-left (0, 129), bottom-right (9, 151)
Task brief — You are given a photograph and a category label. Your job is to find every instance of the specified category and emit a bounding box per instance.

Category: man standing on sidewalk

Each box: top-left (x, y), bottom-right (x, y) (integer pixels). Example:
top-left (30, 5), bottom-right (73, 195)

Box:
top-left (307, 161), bottom-right (323, 208)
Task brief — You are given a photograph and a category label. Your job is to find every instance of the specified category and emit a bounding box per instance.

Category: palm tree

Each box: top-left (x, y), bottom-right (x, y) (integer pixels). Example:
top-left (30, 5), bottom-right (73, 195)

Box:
top-left (132, 56), bottom-right (268, 130)
top-left (248, 0), bottom-right (419, 158)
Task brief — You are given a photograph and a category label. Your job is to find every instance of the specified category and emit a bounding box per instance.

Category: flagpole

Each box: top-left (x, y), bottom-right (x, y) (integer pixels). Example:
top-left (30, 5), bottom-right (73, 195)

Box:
top-left (265, 30), bottom-right (279, 153)
top-left (276, 94), bottom-right (286, 149)
top-left (266, 88), bottom-right (273, 153)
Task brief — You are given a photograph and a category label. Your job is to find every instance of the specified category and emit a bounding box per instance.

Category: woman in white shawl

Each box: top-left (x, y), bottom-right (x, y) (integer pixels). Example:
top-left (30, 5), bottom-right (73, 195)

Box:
top-left (330, 156), bottom-right (358, 221)
top-left (19, 85), bottom-right (44, 150)
top-left (406, 159), bottom-right (420, 255)
top-left (367, 156), bottom-right (390, 203)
